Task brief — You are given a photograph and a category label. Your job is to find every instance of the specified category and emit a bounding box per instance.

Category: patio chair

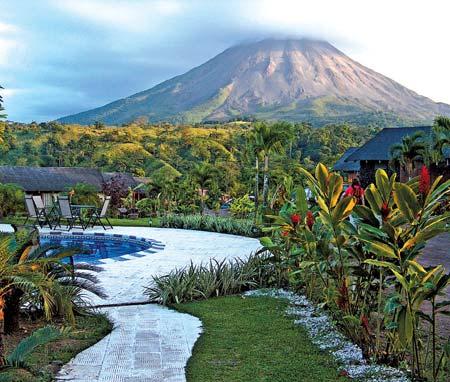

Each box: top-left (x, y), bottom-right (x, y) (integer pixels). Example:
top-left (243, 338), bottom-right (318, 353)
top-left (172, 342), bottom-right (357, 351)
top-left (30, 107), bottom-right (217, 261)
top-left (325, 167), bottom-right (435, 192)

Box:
top-left (55, 196), bottom-right (86, 231)
top-left (87, 196), bottom-right (113, 230)
top-left (27, 195), bottom-right (53, 229)
top-left (24, 195), bottom-right (42, 227)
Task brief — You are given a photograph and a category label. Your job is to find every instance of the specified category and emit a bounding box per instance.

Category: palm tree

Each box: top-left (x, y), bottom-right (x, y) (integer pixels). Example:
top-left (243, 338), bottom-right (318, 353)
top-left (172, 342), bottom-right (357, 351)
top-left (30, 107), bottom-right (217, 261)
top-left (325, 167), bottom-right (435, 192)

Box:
top-left (389, 131), bottom-right (426, 180)
top-left (0, 228), bottom-right (105, 335)
top-left (249, 122), bottom-right (294, 209)
top-left (0, 85), bottom-right (6, 120)
top-left (428, 116), bottom-right (450, 165)
top-left (189, 163), bottom-right (219, 214)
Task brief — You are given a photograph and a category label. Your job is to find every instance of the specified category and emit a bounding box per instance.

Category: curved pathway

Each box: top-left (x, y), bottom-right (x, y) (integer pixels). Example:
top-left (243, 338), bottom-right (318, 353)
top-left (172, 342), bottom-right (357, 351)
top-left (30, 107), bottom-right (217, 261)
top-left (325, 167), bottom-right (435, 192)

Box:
top-left (0, 225), bottom-right (260, 382)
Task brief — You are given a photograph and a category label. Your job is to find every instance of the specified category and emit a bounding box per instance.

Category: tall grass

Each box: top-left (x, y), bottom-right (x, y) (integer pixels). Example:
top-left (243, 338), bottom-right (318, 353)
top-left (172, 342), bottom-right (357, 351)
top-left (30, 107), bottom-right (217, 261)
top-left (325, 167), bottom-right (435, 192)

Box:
top-left (144, 251), bottom-right (276, 304)
top-left (159, 214), bottom-right (259, 237)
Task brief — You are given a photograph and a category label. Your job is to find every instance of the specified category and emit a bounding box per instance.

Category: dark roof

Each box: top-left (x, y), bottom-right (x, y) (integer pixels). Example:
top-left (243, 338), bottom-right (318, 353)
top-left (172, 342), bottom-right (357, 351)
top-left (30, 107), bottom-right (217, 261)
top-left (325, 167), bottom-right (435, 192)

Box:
top-left (346, 126), bottom-right (432, 162)
top-left (102, 172), bottom-right (140, 189)
top-left (0, 166), bottom-right (104, 192)
top-left (333, 148), bottom-right (360, 172)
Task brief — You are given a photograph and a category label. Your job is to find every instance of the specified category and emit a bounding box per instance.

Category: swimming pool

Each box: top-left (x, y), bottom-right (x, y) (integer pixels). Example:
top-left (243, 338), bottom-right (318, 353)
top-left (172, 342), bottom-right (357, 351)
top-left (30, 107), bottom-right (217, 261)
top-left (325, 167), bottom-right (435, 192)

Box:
top-left (40, 233), bottom-right (160, 263)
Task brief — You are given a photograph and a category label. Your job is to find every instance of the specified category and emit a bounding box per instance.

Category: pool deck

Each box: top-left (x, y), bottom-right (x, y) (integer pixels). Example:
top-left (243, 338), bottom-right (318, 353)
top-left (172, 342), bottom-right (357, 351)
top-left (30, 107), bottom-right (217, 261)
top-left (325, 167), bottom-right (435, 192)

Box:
top-left (0, 224), bottom-right (261, 382)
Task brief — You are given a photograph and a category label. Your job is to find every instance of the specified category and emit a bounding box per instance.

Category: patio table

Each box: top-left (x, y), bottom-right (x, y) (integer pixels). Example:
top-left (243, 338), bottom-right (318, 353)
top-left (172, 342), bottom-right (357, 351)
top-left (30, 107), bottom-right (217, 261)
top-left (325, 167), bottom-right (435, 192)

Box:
top-left (71, 204), bottom-right (97, 216)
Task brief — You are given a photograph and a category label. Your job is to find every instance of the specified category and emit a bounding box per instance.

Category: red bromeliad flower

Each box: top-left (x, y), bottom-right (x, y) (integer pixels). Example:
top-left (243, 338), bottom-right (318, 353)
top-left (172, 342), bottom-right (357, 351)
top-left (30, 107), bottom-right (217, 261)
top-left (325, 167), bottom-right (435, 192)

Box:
top-left (419, 165), bottom-right (431, 196)
top-left (290, 213), bottom-right (301, 225)
top-left (306, 210), bottom-right (314, 230)
top-left (380, 201), bottom-right (391, 221)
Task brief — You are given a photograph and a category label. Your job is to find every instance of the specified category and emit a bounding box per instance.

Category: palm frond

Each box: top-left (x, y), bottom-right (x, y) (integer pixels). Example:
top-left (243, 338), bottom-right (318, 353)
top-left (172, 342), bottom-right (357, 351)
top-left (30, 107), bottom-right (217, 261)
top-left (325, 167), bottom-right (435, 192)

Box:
top-left (6, 326), bottom-right (61, 367)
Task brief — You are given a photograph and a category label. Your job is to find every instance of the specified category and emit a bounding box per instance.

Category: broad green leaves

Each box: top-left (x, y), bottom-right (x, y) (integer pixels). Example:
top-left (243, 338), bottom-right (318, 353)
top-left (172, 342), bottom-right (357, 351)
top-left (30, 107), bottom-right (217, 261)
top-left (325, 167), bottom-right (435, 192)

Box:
top-left (393, 183), bottom-right (419, 222)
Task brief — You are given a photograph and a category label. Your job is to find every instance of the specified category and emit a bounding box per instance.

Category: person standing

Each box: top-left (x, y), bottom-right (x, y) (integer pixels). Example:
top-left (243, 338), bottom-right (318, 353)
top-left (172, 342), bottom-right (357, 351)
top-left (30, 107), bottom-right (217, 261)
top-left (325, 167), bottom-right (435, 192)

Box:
top-left (344, 178), bottom-right (365, 205)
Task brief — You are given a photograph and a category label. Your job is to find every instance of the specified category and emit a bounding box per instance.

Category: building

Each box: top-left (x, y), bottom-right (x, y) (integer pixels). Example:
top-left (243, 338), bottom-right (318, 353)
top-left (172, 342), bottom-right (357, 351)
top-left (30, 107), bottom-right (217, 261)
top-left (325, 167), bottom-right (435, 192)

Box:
top-left (344, 126), bottom-right (449, 186)
top-left (332, 147), bottom-right (360, 183)
top-left (0, 166), bottom-right (143, 206)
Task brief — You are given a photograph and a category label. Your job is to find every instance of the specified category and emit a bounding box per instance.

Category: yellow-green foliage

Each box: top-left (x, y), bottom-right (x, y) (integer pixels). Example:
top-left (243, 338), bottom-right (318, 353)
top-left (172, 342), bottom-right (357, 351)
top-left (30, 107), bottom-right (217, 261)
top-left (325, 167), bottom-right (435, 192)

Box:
top-left (0, 121), bottom-right (377, 199)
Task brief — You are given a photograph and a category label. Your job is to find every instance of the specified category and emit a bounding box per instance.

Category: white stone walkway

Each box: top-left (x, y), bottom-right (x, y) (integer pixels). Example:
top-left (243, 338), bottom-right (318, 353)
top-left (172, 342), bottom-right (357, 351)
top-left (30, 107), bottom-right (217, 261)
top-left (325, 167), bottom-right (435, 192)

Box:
top-left (57, 305), bottom-right (202, 382)
top-left (0, 225), bottom-right (261, 381)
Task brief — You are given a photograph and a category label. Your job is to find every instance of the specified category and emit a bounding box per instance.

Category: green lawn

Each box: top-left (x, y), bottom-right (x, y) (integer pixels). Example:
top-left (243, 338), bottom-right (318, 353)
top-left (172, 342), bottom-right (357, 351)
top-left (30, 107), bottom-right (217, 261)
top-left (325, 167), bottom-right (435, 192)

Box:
top-left (0, 216), bottom-right (158, 228)
top-left (105, 217), bottom-right (158, 227)
top-left (175, 296), bottom-right (340, 382)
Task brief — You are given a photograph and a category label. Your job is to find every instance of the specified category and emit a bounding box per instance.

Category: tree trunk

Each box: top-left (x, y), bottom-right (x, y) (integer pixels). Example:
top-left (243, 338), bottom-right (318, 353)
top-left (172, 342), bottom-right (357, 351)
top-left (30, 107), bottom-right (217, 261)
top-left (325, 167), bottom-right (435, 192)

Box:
top-left (3, 288), bottom-right (23, 335)
top-left (262, 155), bottom-right (269, 208)
top-left (254, 156), bottom-right (259, 218)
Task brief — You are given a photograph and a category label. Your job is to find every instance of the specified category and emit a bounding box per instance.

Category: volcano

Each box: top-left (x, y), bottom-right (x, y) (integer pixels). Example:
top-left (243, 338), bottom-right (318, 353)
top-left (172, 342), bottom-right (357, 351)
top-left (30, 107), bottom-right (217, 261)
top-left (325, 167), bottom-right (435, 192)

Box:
top-left (59, 38), bottom-right (450, 126)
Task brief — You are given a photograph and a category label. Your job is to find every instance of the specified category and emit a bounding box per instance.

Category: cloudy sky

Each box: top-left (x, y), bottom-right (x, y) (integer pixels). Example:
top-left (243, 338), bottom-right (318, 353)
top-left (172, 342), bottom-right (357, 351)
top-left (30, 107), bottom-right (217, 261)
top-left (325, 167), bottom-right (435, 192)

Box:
top-left (1, 0), bottom-right (449, 122)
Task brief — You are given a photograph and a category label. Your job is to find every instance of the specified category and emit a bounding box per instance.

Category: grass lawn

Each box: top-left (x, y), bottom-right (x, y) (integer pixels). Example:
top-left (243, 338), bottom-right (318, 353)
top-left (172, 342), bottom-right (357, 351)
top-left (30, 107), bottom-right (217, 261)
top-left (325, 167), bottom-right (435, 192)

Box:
top-left (175, 296), bottom-right (340, 382)
top-left (0, 313), bottom-right (112, 382)
top-left (105, 217), bottom-right (157, 227)
top-left (0, 216), bottom-right (158, 228)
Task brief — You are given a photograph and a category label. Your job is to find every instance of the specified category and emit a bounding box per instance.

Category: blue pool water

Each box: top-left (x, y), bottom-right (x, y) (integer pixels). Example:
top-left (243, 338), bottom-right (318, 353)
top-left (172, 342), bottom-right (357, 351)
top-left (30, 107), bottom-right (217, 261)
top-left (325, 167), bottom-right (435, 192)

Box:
top-left (40, 235), bottom-right (152, 263)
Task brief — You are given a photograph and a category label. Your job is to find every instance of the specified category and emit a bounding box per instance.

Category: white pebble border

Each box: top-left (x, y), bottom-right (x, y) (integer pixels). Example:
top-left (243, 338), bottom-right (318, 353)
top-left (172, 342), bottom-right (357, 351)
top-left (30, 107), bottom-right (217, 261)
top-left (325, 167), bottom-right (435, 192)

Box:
top-left (243, 289), bottom-right (410, 382)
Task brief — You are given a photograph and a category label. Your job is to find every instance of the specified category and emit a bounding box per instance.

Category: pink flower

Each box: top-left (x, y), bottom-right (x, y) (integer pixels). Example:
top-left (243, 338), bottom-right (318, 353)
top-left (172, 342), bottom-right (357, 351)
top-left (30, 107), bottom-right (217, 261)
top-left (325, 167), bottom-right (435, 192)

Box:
top-left (419, 165), bottom-right (431, 196)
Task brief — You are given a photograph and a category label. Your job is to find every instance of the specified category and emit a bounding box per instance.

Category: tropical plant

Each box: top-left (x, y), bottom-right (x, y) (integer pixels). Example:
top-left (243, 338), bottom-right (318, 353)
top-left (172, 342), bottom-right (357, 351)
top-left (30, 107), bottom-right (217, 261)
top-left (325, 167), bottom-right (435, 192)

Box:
top-left (101, 175), bottom-right (128, 213)
top-left (356, 166), bottom-right (450, 379)
top-left (389, 131), bottom-right (426, 180)
top-left (69, 182), bottom-right (99, 206)
top-left (0, 183), bottom-right (24, 218)
top-left (249, 121), bottom-right (295, 210)
top-left (260, 163), bottom-right (450, 380)
top-left (135, 198), bottom-right (154, 216)
top-left (5, 326), bottom-right (61, 368)
top-left (229, 195), bottom-right (255, 218)
top-left (0, 85), bottom-right (6, 120)
top-left (0, 228), bottom-right (105, 335)
top-left (159, 214), bottom-right (258, 237)
top-left (144, 251), bottom-right (274, 305)
top-left (189, 163), bottom-right (219, 213)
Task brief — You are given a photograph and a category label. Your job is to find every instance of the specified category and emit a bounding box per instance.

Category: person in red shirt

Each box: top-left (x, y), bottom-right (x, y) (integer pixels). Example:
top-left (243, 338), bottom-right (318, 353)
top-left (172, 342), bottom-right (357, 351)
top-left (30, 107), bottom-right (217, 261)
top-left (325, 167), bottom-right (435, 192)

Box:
top-left (344, 178), bottom-right (365, 205)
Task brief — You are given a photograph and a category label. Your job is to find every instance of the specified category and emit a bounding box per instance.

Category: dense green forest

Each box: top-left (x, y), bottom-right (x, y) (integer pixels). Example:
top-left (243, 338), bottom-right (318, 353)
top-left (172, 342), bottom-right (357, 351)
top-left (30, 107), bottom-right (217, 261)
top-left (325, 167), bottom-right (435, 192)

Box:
top-left (0, 120), bottom-right (378, 200)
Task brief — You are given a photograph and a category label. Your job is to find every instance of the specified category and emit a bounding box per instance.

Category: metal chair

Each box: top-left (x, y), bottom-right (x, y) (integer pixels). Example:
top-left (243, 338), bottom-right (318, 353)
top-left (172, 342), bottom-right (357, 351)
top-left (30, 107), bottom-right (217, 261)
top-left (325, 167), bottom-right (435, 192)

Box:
top-left (24, 195), bottom-right (41, 227)
top-left (87, 196), bottom-right (113, 230)
top-left (26, 195), bottom-right (53, 229)
top-left (56, 196), bottom-right (86, 231)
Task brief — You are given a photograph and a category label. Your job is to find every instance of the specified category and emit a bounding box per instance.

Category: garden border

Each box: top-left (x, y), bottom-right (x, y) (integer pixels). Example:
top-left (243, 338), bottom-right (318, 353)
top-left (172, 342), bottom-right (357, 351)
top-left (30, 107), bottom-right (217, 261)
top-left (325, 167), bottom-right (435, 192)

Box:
top-left (244, 289), bottom-right (410, 382)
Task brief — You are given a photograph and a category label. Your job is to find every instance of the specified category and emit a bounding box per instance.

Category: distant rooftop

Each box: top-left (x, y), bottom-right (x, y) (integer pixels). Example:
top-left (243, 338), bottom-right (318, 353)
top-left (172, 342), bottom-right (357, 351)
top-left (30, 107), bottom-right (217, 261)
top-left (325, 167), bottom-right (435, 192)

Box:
top-left (0, 166), bottom-right (104, 192)
top-left (346, 126), bottom-right (433, 162)
top-left (333, 148), bottom-right (360, 172)
top-left (102, 172), bottom-right (140, 189)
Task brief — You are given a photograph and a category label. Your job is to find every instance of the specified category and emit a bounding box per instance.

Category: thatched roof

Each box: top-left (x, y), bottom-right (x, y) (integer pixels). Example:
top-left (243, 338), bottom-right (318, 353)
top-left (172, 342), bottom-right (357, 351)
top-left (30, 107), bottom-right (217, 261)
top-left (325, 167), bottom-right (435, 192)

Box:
top-left (346, 127), bottom-right (432, 162)
top-left (333, 148), bottom-right (360, 172)
top-left (0, 166), bottom-right (104, 192)
top-left (102, 172), bottom-right (140, 189)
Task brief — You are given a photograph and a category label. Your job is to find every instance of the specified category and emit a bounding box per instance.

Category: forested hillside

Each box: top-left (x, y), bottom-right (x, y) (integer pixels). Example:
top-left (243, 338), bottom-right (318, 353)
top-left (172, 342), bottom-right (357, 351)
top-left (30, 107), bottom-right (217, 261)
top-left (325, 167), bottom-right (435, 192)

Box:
top-left (0, 120), bottom-right (377, 196)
